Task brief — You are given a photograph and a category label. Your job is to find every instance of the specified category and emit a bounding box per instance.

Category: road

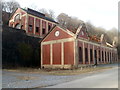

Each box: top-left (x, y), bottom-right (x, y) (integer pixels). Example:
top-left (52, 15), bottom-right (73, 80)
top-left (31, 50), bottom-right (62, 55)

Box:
top-left (46, 67), bottom-right (118, 88)
top-left (2, 64), bottom-right (118, 88)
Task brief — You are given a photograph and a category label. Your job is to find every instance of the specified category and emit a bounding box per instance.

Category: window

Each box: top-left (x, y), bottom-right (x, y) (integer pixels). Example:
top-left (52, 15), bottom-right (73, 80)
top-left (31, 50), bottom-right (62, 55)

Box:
top-left (42, 28), bottom-right (45, 34)
top-left (14, 14), bottom-right (20, 21)
top-left (48, 25), bottom-right (51, 31)
top-left (15, 23), bottom-right (21, 29)
top-left (29, 25), bottom-right (32, 31)
top-left (36, 27), bottom-right (39, 33)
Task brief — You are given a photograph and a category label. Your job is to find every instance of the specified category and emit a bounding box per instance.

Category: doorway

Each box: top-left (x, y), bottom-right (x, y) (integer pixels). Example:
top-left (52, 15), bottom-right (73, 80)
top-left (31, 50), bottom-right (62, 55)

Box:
top-left (94, 50), bottom-right (97, 65)
top-left (79, 47), bottom-right (83, 64)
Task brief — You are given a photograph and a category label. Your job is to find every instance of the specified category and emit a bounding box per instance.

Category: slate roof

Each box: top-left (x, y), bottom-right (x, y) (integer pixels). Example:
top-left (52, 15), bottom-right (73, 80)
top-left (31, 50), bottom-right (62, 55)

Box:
top-left (22, 8), bottom-right (58, 23)
top-left (10, 8), bottom-right (58, 24)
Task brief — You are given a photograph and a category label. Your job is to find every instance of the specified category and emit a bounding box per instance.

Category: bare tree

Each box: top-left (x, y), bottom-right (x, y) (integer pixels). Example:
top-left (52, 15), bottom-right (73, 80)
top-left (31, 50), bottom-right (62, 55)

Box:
top-left (38, 8), bottom-right (55, 19)
top-left (38, 8), bottom-right (47, 14)
top-left (85, 21), bottom-right (95, 35)
top-left (2, 0), bottom-right (20, 13)
top-left (57, 13), bottom-right (83, 31)
top-left (106, 28), bottom-right (118, 45)
top-left (47, 9), bottom-right (55, 19)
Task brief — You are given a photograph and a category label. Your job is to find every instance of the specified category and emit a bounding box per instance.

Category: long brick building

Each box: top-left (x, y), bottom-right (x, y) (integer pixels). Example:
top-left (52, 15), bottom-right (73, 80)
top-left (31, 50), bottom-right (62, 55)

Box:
top-left (9, 8), bottom-right (58, 38)
top-left (41, 24), bottom-right (118, 69)
top-left (8, 8), bottom-right (118, 69)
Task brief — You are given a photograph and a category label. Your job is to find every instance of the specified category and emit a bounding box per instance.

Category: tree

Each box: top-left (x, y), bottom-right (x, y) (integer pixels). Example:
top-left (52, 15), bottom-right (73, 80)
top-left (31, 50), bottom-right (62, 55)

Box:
top-left (106, 28), bottom-right (118, 45)
top-left (2, 0), bottom-right (20, 13)
top-left (85, 21), bottom-right (106, 37)
top-left (57, 13), bottom-right (83, 31)
top-left (38, 8), bottom-right (55, 19)
top-left (85, 21), bottom-right (96, 36)
top-left (47, 9), bottom-right (55, 19)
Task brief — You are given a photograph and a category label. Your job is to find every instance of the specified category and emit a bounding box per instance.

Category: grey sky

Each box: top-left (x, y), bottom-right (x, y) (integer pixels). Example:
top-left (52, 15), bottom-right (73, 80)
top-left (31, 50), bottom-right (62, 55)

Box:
top-left (7, 0), bottom-right (119, 30)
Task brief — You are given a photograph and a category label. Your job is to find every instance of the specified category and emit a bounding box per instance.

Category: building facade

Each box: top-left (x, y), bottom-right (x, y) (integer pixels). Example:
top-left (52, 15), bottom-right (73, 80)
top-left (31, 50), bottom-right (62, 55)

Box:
top-left (41, 24), bottom-right (118, 69)
top-left (9, 8), bottom-right (57, 38)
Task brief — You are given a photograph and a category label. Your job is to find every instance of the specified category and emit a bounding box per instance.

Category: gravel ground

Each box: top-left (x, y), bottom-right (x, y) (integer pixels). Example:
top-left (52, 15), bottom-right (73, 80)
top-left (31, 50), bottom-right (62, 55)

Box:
top-left (2, 63), bottom-right (118, 88)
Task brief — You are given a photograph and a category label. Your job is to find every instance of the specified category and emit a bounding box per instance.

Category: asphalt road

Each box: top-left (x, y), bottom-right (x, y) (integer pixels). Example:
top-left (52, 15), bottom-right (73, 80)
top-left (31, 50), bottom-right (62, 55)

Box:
top-left (46, 66), bottom-right (118, 88)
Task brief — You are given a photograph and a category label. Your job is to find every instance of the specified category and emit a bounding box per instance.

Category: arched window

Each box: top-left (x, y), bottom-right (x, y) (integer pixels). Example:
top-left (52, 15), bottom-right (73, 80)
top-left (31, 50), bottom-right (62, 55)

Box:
top-left (14, 14), bottom-right (20, 21)
top-left (15, 23), bottom-right (21, 29)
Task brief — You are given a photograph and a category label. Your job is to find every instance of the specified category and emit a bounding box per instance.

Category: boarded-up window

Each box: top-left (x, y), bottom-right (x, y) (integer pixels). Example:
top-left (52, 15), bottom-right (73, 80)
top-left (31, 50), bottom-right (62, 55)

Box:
top-left (42, 20), bottom-right (46, 34)
top-left (35, 19), bottom-right (40, 33)
top-left (28, 16), bottom-right (34, 32)
top-left (53, 43), bottom-right (61, 64)
top-left (64, 42), bottom-right (74, 64)
top-left (43, 45), bottom-right (50, 64)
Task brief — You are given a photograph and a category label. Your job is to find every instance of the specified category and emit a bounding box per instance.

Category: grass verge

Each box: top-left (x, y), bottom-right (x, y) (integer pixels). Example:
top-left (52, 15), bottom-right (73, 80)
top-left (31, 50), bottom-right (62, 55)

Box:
top-left (3, 66), bottom-right (113, 76)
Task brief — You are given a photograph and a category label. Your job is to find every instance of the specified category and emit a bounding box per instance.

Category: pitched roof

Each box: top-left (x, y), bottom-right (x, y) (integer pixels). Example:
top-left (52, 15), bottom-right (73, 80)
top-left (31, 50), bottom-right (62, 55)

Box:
top-left (10, 8), bottom-right (58, 24)
top-left (22, 8), bottom-right (58, 23)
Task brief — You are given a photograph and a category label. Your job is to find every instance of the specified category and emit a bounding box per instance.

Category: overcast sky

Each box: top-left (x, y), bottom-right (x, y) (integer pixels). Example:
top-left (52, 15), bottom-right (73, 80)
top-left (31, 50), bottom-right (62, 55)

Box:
top-left (8, 0), bottom-right (119, 30)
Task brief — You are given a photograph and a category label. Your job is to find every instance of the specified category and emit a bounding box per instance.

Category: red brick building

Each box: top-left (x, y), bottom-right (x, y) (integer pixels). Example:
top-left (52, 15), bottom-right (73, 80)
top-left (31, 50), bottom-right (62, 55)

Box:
top-left (41, 24), bottom-right (118, 69)
top-left (9, 8), bottom-right (57, 38)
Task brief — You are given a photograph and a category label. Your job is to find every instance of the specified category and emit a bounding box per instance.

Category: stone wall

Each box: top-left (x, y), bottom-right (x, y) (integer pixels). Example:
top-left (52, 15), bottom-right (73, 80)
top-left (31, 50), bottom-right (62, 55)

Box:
top-left (2, 25), bottom-right (42, 68)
